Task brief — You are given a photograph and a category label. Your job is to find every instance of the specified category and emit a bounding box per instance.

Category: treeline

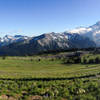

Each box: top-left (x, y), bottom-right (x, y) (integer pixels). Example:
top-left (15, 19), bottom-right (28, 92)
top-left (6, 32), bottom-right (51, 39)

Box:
top-left (64, 56), bottom-right (100, 64)
top-left (38, 47), bottom-right (96, 55)
top-left (82, 57), bottom-right (100, 64)
top-left (33, 47), bottom-right (100, 56)
top-left (0, 45), bottom-right (98, 56)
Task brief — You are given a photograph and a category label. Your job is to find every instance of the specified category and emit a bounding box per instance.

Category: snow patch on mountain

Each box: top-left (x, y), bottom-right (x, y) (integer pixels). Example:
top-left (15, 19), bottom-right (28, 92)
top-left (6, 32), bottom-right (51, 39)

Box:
top-left (68, 27), bottom-right (92, 34)
top-left (66, 21), bottom-right (100, 47)
top-left (0, 35), bottom-right (30, 46)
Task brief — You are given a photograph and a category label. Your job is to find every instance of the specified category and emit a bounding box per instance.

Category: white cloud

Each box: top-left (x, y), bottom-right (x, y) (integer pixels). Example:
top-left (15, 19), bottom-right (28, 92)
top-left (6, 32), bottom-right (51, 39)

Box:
top-left (68, 27), bottom-right (92, 34)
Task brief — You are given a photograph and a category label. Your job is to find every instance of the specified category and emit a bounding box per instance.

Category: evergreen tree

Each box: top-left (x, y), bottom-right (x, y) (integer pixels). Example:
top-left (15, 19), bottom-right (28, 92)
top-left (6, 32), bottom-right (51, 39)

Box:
top-left (83, 58), bottom-right (87, 64)
top-left (95, 57), bottom-right (100, 64)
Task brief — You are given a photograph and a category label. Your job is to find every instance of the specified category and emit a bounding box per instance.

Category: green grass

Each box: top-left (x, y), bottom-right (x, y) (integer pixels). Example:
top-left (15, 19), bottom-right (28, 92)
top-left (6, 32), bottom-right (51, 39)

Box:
top-left (0, 55), bottom-right (99, 99)
top-left (0, 56), bottom-right (99, 79)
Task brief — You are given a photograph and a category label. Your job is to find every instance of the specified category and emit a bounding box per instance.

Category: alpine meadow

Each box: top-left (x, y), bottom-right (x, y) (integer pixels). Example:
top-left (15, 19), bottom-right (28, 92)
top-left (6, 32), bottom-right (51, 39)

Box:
top-left (0, 0), bottom-right (100, 100)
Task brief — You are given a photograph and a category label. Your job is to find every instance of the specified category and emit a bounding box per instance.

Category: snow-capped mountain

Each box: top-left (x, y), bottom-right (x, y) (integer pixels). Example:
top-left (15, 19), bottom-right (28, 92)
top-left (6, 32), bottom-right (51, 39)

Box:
top-left (1, 21), bottom-right (100, 48)
top-left (0, 35), bottom-right (30, 46)
top-left (0, 32), bottom-right (95, 56)
top-left (67, 21), bottom-right (100, 47)
top-left (1, 21), bottom-right (100, 55)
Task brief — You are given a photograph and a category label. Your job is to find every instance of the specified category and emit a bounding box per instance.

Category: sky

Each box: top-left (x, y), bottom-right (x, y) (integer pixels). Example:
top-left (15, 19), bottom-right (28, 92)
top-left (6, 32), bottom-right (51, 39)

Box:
top-left (0, 0), bottom-right (100, 37)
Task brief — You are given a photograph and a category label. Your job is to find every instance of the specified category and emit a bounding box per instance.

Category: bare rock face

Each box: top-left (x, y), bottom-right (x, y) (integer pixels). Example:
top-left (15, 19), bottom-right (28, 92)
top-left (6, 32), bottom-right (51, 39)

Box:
top-left (29, 32), bottom-right (95, 52)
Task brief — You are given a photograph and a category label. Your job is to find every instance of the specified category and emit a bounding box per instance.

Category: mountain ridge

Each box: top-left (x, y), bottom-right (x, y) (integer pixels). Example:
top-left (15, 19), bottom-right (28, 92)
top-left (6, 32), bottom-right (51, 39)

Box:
top-left (0, 32), bottom-right (96, 56)
top-left (0, 21), bottom-right (100, 55)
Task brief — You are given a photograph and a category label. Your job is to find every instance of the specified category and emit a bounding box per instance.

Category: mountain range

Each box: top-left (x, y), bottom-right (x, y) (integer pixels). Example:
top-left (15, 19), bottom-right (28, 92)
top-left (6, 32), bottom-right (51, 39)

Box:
top-left (1, 21), bottom-right (100, 55)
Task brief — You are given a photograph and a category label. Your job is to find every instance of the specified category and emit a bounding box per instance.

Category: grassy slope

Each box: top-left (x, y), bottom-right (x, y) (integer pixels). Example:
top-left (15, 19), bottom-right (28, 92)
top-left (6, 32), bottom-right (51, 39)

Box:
top-left (0, 55), bottom-right (99, 79)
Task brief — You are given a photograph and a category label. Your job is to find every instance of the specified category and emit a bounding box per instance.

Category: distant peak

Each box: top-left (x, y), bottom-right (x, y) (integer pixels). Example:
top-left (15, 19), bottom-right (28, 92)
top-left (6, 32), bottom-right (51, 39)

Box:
top-left (4, 35), bottom-right (13, 38)
top-left (95, 21), bottom-right (100, 25)
top-left (5, 35), bottom-right (11, 37)
top-left (14, 35), bottom-right (23, 38)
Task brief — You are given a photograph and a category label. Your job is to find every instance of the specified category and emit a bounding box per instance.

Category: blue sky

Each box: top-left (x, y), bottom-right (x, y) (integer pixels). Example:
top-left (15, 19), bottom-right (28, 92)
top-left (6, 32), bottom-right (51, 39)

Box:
top-left (0, 0), bottom-right (100, 37)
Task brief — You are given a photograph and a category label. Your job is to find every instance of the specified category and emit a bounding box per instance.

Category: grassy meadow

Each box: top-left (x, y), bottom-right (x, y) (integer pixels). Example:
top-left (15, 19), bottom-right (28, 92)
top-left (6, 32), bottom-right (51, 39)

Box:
top-left (0, 55), bottom-right (100, 79)
top-left (0, 53), bottom-right (99, 99)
